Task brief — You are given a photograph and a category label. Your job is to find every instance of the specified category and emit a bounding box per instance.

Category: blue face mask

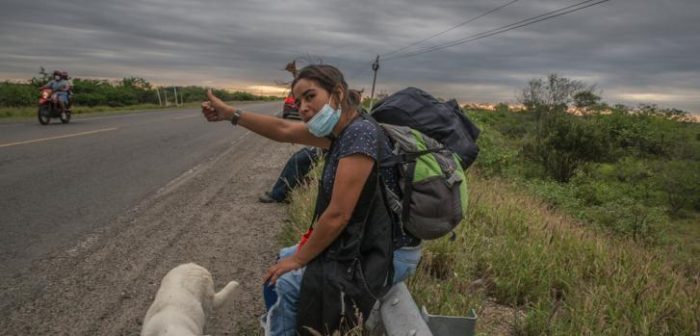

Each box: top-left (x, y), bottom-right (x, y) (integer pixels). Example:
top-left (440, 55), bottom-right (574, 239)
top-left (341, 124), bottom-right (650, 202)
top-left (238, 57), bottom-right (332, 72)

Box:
top-left (306, 100), bottom-right (341, 137)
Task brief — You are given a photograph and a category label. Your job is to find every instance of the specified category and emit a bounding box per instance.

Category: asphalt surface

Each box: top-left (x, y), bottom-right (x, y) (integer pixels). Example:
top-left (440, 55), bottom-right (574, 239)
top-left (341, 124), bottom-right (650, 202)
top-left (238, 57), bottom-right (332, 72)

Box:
top-left (0, 101), bottom-right (280, 283)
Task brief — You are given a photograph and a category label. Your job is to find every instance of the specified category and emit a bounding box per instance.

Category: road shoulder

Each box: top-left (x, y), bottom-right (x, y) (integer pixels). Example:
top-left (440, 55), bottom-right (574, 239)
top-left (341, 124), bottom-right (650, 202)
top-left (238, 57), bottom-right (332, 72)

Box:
top-left (0, 132), bottom-right (302, 335)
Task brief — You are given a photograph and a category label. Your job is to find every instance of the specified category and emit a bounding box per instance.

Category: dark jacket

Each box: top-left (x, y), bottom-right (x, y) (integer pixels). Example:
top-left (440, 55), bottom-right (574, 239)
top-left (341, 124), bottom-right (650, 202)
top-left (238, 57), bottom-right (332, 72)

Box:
top-left (296, 125), bottom-right (395, 335)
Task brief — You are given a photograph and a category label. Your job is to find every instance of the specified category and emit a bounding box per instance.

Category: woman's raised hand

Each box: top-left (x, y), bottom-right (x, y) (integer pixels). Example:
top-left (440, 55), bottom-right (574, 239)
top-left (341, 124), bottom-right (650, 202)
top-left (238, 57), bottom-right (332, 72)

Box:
top-left (201, 89), bottom-right (234, 122)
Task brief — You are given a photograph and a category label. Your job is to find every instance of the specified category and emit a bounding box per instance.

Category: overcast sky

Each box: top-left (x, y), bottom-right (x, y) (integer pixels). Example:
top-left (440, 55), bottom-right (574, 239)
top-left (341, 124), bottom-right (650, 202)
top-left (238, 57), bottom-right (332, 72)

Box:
top-left (1, 0), bottom-right (698, 112)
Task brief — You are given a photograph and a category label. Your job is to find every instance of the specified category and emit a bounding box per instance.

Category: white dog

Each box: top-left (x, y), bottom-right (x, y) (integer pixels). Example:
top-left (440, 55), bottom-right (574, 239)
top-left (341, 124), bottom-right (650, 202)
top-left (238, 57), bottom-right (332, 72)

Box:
top-left (141, 263), bottom-right (239, 336)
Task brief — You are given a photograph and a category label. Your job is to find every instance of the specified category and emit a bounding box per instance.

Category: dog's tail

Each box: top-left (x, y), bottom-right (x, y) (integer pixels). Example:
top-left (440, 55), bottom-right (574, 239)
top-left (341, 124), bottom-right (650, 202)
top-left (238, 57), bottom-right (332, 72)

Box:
top-left (213, 280), bottom-right (239, 309)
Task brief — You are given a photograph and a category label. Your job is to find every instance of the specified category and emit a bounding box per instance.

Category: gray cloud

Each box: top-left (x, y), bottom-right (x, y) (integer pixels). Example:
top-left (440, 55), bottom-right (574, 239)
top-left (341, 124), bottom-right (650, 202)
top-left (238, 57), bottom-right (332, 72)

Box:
top-left (1, 0), bottom-right (698, 112)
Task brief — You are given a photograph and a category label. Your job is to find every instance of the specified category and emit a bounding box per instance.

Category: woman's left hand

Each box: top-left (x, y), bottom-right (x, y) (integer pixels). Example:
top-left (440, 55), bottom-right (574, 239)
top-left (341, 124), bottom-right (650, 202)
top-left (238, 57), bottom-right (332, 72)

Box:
top-left (264, 255), bottom-right (304, 285)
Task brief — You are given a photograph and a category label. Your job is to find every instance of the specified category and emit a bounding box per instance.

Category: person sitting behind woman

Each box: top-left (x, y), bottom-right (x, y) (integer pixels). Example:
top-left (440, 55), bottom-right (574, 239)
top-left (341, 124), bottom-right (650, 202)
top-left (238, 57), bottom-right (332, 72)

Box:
top-left (258, 146), bottom-right (321, 203)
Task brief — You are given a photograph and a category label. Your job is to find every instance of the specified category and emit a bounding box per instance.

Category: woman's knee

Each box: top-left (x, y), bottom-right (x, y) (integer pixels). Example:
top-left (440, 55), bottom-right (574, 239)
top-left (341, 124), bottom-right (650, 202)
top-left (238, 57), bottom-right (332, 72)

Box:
top-left (275, 268), bottom-right (304, 304)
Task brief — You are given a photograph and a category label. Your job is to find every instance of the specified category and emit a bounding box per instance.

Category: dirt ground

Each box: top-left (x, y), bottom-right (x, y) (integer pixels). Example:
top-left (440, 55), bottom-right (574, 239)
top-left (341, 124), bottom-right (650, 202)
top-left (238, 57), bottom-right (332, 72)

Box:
top-left (0, 132), bottom-right (303, 335)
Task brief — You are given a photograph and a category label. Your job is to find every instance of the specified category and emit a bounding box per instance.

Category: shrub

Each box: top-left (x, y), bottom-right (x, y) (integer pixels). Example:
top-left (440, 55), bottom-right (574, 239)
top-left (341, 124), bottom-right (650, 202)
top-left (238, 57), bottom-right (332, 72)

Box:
top-left (0, 81), bottom-right (35, 106)
top-left (572, 158), bottom-right (659, 207)
top-left (585, 198), bottom-right (667, 244)
top-left (653, 160), bottom-right (700, 215)
top-left (472, 108), bottom-right (533, 140)
top-left (522, 114), bottom-right (608, 182)
top-left (473, 127), bottom-right (518, 178)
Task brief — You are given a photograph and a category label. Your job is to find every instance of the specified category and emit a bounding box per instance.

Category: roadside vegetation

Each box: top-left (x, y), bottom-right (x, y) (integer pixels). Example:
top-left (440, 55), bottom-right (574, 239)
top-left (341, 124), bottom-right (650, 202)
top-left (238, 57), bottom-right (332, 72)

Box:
top-left (281, 74), bottom-right (699, 335)
top-left (0, 68), bottom-right (278, 119)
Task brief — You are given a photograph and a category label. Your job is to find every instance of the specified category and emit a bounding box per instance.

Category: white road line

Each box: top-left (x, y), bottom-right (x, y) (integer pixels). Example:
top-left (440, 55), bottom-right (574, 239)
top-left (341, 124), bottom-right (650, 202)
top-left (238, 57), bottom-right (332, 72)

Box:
top-left (172, 115), bottom-right (199, 120)
top-left (0, 127), bottom-right (119, 148)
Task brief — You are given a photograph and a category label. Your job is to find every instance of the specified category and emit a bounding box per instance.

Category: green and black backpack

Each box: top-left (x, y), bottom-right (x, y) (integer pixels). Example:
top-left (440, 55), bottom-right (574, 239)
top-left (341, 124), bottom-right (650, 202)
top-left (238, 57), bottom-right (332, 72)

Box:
top-left (366, 87), bottom-right (480, 240)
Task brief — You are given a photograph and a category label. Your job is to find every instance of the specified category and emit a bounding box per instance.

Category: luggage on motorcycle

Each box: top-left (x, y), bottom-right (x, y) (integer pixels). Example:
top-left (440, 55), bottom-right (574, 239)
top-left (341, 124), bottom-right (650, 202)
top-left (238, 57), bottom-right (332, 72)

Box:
top-left (370, 87), bottom-right (480, 169)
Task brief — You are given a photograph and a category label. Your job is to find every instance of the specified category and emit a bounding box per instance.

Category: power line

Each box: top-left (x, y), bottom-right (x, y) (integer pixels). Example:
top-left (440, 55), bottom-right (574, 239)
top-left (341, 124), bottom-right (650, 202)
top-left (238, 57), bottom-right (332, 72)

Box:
top-left (345, 59), bottom-right (376, 81)
top-left (381, 0), bottom-right (521, 59)
top-left (383, 0), bottom-right (610, 61)
top-left (344, 59), bottom-right (378, 96)
top-left (385, 0), bottom-right (608, 60)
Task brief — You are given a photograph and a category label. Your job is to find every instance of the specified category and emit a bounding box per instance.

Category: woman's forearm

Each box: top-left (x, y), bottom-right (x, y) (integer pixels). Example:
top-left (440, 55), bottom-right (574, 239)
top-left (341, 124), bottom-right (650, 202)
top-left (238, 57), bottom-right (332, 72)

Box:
top-left (204, 90), bottom-right (328, 148)
top-left (294, 208), bottom-right (348, 265)
top-left (236, 110), bottom-right (296, 142)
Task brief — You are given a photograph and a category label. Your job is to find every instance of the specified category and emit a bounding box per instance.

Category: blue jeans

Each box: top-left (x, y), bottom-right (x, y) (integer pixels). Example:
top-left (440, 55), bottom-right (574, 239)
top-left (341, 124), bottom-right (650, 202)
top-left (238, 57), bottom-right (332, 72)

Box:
top-left (262, 244), bottom-right (422, 336)
top-left (269, 147), bottom-right (319, 202)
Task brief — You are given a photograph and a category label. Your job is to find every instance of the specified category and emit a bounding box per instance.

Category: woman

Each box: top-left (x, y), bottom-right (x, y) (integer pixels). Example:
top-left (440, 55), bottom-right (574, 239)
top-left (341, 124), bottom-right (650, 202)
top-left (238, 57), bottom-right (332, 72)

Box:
top-left (201, 64), bottom-right (421, 335)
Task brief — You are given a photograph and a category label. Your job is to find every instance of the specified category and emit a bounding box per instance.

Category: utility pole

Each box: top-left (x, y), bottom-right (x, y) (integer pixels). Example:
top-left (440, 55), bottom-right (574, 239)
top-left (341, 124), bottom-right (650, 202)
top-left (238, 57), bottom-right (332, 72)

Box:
top-left (369, 55), bottom-right (380, 112)
top-left (173, 87), bottom-right (179, 106)
top-left (155, 88), bottom-right (162, 106)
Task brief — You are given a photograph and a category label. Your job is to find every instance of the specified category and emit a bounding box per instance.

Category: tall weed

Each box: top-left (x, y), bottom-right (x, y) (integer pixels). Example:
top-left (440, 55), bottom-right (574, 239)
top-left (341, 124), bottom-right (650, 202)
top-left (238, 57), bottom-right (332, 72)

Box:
top-left (284, 172), bottom-right (699, 335)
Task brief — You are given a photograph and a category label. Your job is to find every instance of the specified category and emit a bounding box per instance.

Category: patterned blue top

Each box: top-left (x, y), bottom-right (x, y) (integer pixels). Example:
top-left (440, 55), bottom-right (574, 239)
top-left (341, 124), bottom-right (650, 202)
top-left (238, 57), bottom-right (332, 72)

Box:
top-left (321, 117), bottom-right (399, 197)
top-left (48, 79), bottom-right (69, 92)
top-left (320, 116), bottom-right (420, 248)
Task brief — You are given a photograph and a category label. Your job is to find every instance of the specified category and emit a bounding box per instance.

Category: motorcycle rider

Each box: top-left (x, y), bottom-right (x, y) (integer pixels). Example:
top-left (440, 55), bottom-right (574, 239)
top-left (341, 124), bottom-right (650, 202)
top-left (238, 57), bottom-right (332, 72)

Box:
top-left (41, 70), bottom-right (70, 114)
top-left (60, 70), bottom-right (73, 104)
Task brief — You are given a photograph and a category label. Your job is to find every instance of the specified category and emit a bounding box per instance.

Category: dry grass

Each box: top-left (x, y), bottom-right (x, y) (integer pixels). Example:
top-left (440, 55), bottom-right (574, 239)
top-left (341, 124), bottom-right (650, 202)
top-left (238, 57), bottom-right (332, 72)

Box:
top-left (283, 169), bottom-right (700, 335)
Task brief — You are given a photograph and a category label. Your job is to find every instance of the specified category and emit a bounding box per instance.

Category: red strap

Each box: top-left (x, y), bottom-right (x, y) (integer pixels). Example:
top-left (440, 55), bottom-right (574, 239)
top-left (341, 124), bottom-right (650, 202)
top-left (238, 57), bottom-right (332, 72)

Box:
top-left (297, 228), bottom-right (314, 253)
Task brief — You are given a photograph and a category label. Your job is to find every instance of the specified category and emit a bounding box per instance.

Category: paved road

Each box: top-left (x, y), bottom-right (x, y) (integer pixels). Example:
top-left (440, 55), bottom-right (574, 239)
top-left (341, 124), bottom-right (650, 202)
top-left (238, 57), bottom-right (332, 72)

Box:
top-left (0, 102), bottom-right (281, 281)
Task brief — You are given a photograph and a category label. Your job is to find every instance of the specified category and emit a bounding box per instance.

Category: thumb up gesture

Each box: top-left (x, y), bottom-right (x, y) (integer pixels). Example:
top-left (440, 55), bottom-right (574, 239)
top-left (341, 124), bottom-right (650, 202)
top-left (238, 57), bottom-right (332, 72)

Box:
top-left (201, 89), bottom-right (234, 122)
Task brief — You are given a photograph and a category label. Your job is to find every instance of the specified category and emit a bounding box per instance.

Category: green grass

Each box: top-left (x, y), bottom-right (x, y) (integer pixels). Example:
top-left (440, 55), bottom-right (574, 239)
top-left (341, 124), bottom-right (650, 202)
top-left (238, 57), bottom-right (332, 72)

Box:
top-left (283, 169), bottom-right (700, 335)
top-left (279, 162), bottom-right (323, 247)
top-left (657, 215), bottom-right (700, 278)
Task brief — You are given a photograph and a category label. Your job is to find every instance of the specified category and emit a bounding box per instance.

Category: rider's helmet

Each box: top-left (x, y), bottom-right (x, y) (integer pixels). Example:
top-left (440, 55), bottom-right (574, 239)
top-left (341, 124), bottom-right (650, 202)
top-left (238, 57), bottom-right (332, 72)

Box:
top-left (60, 70), bottom-right (69, 79)
top-left (53, 70), bottom-right (64, 80)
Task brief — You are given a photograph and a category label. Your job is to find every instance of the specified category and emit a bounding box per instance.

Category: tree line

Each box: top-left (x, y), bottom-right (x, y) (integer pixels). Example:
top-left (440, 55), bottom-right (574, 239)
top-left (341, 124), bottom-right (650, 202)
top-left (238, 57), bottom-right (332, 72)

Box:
top-left (0, 68), bottom-right (277, 108)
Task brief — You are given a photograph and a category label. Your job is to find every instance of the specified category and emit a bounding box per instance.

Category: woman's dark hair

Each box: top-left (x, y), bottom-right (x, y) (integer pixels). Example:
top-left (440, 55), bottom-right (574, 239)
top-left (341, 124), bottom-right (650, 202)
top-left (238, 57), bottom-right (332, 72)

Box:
top-left (291, 64), bottom-right (361, 111)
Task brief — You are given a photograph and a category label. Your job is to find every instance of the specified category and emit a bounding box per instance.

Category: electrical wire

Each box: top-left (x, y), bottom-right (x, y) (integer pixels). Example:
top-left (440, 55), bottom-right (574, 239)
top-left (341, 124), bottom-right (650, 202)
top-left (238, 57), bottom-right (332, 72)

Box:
top-left (345, 59), bottom-right (376, 81)
top-left (383, 0), bottom-right (609, 61)
top-left (381, 0), bottom-right (521, 58)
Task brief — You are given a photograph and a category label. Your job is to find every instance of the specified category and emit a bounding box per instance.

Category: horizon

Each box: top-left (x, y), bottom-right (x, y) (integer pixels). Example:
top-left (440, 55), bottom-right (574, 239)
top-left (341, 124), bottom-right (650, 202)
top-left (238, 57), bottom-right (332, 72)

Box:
top-left (3, 72), bottom-right (697, 115)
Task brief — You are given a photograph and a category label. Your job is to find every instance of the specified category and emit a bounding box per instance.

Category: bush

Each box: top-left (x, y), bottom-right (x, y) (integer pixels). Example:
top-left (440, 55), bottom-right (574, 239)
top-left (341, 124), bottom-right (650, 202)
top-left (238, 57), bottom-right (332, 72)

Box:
top-left (571, 158), bottom-right (660, 207)
top-left (585, 198), bottom-right (667, 244)
top-left (523, 114), bottom-right (608, 182)
top-left (0, 81), bottom-right (35, 106)
top-left (653, 160), bottom-right (700, 215)
top-left (572, 177), bottom-right (624, 206)
top-left (73, 93), bottom-right (106, 107)
top-left (594, 108), bottom-right (692, 159)
top-left (524, 179), bottom-right (583, 213)
top-left (472, 108), bottom-right (533, 140)
top-left (473, 126), bottom-right (518, 178)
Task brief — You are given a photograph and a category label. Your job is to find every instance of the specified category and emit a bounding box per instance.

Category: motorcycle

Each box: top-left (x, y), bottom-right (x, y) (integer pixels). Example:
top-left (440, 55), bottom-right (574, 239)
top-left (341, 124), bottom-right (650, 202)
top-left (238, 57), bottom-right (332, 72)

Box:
top-left (38, 88), bottom-right (71, 125)
top-left (281, 94), bottom-right (300, 119)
